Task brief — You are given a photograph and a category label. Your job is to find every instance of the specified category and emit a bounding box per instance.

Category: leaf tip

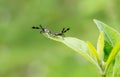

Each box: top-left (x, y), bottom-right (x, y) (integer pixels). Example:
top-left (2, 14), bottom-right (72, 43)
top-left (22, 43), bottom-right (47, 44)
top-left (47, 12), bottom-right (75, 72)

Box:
top-left (93, 19), bottom-right (101, 24)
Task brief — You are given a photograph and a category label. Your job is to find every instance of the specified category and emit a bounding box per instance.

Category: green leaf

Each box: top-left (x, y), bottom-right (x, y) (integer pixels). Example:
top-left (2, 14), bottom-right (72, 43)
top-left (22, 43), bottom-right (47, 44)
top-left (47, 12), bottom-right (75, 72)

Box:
top-left (87, 41), bottom-right (98, 61)
top-left (97, 32), bottom-right (104, 61)
top-left (106, 42), bottom-right (120, 70)
top-left (113, 52), bottom-right (120, 77)
top-left (43, 33), bottom-right (98, 66)
top-left (87, 41), bottom-right (102, 72)
top-left (94, 19), bottom-right (120, 77)
top-left (58, 37), bottom-right (95, 63)
top-left (106, 61), bottom-right (115, 77)
top-left (93, 19), bottom-right (120, 61)
top-left (94, 19), bottom-right (120, 46)
top-left (104, 41), bottom-right (113, 61)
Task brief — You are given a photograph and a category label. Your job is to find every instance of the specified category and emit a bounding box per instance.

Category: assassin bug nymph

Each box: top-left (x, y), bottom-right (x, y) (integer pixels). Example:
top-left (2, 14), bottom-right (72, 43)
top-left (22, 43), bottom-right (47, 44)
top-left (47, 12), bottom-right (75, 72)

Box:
top-left (32, 25), bottom-right (70, 37)
top-left (32, 25), bottom-right (51, 34)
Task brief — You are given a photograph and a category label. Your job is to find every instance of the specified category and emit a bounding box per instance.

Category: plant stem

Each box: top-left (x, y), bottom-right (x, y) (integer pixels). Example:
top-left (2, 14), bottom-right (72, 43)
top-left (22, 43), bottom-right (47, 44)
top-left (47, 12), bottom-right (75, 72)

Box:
top-left (101, 73), bottom-right (106, 77)
top-left (100, 62), bottom-right (106, 77)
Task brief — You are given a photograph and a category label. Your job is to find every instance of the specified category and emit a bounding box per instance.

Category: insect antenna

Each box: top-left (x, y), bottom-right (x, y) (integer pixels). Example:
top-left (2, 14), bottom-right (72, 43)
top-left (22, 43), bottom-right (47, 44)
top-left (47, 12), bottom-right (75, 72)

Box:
top-left (32, 26), bottom-right (40, 29)
top-left (62, 28), bottom-right (70, 33)
top-left (62, 28), bottom-right (65, 33)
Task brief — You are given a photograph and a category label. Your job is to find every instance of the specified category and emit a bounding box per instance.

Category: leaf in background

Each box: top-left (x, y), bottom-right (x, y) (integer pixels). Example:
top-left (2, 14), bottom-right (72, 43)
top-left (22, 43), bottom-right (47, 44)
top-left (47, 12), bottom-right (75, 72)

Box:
top-left (94, 19), bottom-right (120, 46)
top-left (93, 19), bottom-right (120, 61)
top-left (94, 19), bottom-right (120, 77)
top-left (104, 41), bottom-right (113, 61)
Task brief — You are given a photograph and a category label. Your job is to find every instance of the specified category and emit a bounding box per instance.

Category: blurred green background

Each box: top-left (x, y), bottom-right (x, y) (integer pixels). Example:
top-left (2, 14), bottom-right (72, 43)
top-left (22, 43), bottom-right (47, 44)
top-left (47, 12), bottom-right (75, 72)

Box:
top-left (0, 0), bottom-right (120, 77)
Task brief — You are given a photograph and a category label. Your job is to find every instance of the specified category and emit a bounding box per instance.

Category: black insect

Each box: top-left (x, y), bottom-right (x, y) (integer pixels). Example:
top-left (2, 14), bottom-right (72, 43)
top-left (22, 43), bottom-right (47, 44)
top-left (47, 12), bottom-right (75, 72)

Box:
top-left (53, 28), bottom-right (70, 36)
top-left (32, 25), bottom-right (70, 37)
top-left (32, 25), bottom-right (51, 33)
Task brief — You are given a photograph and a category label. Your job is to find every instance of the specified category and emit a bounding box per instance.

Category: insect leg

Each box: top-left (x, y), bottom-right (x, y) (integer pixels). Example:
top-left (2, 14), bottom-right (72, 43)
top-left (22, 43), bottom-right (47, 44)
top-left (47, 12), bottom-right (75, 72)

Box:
top-left (32, 26), bottom-right (40, 29)
top-left (39, 25), bottom-right (45, 31)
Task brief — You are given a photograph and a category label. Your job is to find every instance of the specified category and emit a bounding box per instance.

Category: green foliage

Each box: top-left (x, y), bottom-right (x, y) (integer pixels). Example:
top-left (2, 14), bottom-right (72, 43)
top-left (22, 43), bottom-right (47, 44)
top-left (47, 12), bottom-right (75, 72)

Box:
top-left (94, 19), bottom-right (120, 61)
top-left (94, 19), bottom-right (120, 77)
top-left (1, 0), bottom-right (120, 77)
top-left (42, 20), bottom-right (120, 77)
